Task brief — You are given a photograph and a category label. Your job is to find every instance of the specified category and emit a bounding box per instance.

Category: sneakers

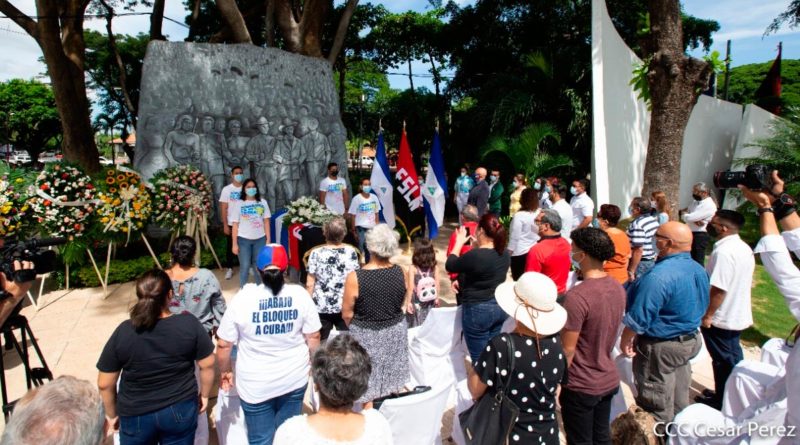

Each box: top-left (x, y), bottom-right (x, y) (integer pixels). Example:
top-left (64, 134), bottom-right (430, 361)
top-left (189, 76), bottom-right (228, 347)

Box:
top-left (225, 268), bottom-right (233, 280)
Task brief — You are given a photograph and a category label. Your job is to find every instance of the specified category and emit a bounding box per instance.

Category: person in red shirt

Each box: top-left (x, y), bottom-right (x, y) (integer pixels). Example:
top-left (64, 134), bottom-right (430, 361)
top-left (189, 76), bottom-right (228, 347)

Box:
top-left (525, 209), bottom-right (571, 294)
top-left (447, 205), bottom-right (480, 283)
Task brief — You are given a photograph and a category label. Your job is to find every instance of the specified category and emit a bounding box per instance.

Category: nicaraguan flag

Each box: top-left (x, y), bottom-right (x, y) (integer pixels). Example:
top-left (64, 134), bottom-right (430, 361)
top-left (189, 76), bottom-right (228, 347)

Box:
top-left (422, 130), bottom-right (447, 238)
top-left (370, 131), bottom-right (396, 228)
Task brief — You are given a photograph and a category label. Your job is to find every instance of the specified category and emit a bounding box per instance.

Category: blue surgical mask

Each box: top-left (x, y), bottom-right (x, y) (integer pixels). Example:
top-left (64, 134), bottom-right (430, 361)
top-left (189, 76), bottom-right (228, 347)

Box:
top-left (545, 186), bottom-right (551, 193)
top-left (570, 186), bottom-right (578, 195)
top-left (234, 174), bottom-right (244, 183)
top-left (460, 172), bottom-right (467, 177)
top-left (533, 182), bottom-right (541, 191)
top-left (571, 252), bottom-right (584, 271)
top-left (592, 218), bottom-right (600, 228)
top-left (489, 175), bottom-right (497, 183)
top-left (245, 187), bottom-right (258, 197)
top-left (628, 206), bottom-right (635, 216)
top-left (512, 181), bottom-right (518, 188)
top-left (363, 186), bottom-right (372, 193)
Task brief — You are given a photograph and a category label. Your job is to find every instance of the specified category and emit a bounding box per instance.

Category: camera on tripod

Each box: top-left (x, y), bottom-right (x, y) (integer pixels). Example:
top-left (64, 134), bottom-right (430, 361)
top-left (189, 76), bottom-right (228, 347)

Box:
top-left (713, 164), bottom-right (773, 191)
top-left (0, 237), bottom-right (66, 296)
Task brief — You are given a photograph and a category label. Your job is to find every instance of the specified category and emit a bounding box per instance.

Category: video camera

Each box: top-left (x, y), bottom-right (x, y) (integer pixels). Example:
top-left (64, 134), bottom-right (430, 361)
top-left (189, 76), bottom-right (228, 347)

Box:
top-left (713, 164), bottom-right (773, 191)
top-left (0, 238), bottom-right (66, 295)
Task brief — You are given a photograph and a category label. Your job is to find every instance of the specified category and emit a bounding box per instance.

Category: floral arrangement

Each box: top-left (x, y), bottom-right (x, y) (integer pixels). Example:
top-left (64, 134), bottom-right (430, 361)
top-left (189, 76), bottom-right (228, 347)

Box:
top-left (151, 165), bottom-right (213, 230)
top-left (30, 164), bottom-right (97, 239)
top-left (0, 171), bottom-right (34, 238)
top-left (283, 196), bottom-right (335, 226)
top-left (96, 167), bottom-right (152, 242)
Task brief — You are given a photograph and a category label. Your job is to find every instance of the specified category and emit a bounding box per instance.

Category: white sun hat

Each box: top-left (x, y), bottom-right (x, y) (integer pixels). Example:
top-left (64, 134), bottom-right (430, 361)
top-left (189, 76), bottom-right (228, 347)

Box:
top-left (494, 272), bottom-right (567, 336)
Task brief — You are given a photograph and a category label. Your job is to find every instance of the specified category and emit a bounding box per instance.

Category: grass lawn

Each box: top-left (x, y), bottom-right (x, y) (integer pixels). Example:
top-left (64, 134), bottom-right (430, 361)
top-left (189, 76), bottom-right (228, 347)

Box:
top-left (742, 264), bottom-right (798, 346)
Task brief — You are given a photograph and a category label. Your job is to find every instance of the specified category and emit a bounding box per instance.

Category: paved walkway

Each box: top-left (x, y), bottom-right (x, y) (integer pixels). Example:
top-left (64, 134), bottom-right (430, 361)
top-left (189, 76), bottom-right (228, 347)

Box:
top-left (0, 221), bottom-right (758, 443)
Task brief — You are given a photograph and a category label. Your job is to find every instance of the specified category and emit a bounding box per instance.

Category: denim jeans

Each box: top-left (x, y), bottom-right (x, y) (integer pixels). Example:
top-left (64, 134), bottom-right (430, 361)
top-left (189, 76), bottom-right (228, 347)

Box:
top-left (636, 258), bottom-right (655, 280)
top-left (119, 397), bottom-right (198, 445)
top-left (462, 299), bottom-right (509, 363)
top-left (237, 236), bottom-right (265, 288)
top-left (240, 384), bottom-right (307, 445)
top-left (356, 226), bottom-right (370, 262)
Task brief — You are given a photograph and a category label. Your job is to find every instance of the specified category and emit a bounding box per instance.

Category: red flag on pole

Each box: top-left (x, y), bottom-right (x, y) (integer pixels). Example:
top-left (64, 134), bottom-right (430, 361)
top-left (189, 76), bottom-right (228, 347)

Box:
top-left (755, 42), bottom-right (782, 115)
top-left (395, 129), bottom-right (423, 212)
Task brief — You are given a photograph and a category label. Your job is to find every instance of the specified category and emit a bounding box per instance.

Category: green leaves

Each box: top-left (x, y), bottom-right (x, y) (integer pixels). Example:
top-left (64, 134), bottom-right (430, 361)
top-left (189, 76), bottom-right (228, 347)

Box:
top-left (629, 57), bottom-right (653, 110)
top-left (480, 123), bottom-right (571, 180)
top-left (737, 107), bottom-right (800, 196)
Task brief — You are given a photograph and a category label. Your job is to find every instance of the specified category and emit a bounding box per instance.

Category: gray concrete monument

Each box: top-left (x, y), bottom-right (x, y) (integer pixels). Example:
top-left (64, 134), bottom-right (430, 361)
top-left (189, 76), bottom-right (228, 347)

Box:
top-left (134, 41), bottom-right (348, 213)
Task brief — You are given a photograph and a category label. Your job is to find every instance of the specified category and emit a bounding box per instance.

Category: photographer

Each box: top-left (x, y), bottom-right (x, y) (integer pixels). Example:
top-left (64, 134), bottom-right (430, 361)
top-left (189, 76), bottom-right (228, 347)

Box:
top-left (0, 257), bottom-right (35, 328)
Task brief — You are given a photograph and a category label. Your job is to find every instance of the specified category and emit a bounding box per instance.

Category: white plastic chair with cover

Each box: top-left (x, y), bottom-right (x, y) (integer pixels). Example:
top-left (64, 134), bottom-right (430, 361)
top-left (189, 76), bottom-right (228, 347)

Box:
top-left (407, 307), bottom-right (462, 389)
top-left (761, 338), bottom-right (791, 369)
top-left (214, 386), bottom-right (249, 445)
top-left (379, 383), bottom-right (452, 445)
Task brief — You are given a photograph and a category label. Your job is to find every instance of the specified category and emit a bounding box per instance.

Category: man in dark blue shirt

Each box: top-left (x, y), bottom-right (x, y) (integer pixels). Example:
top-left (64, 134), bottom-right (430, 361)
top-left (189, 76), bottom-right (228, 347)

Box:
top-left (467, 167), bottom-right (490, 218)
top-left (620, 221), bottom-right (709, 427)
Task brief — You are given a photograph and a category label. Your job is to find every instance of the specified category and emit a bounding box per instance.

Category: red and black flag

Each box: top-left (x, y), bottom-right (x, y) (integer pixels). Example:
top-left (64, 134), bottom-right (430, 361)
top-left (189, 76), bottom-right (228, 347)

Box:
top-left (755, 43), bottom-right (782, 115)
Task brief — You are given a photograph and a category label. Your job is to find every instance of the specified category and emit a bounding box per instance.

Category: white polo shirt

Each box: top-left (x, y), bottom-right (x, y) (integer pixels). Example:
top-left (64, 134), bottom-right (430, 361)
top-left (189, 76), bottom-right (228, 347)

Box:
top-left (569, 192), bottom-right (594, 231)
top-left (682, 197), bottom-right (717, 233)
top-left (551, 199), bottom-right (573, 240)
top-left (706, 234), bottom-right (755, 331)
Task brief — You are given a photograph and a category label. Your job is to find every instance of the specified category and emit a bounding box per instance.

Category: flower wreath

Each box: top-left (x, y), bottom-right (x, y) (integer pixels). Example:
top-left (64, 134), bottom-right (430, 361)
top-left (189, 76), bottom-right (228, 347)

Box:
top-left (96, 166), bottom-right (153, 244)
top-left (0, 171), bottom-right (34, 238)
top-left (151, 165), bottom-right (213, 231)
top-left (283, 196), bottom-right (336, 226)
top-left (30, 164), bottom-right (97, 239)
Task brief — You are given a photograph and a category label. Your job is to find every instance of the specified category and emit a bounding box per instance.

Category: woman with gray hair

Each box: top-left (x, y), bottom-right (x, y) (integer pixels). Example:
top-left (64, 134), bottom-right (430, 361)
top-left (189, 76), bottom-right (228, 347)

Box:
top-left (343, 224), bottom-right (409, 408)
top-left (274, 335), bottom-right (393, 444)
top-left (306, 217), bottom-right (361, 340)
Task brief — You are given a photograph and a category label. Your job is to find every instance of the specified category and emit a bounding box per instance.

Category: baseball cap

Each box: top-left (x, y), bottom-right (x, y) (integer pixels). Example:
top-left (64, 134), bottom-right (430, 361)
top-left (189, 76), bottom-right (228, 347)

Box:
top-left (256, 244), bottom-right (289, 271)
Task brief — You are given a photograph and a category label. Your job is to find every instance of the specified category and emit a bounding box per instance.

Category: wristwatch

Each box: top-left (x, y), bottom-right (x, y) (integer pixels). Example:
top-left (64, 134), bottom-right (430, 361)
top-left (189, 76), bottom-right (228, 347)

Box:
top-left (757, 207), bottom-right (774, 215)
top-left (772, 193), bottom-right (797, 220)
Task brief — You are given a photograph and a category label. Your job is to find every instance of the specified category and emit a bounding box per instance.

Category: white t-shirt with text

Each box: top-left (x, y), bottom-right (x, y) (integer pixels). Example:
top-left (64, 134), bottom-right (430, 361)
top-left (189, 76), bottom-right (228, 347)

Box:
top-left (217, 283), bottom-right (322, 404)
top-left (219, 183), bottom-right (243, 226)
top-left (348, 193), bottom-right (381, 229)
top-left (319, 177), bottom-right (348, 215)
top-left (232, 199), bottom-right (271, 240)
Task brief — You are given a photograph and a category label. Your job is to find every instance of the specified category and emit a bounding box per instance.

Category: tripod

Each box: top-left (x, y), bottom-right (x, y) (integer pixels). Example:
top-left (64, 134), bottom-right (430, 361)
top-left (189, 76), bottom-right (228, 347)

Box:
top-left (0, 314), bottom-right (53, 419)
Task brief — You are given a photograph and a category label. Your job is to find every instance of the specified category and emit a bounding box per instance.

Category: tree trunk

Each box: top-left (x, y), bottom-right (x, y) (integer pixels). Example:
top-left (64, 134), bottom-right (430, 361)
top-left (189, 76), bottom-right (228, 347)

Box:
top-left (187, 0), bottom-right (202, 41)
top-left (265, 0), bottom-right (276, 46)
top-left (149, 0), bottom-right (166, 40)
top-left (407, 57), bottom-right (415, 94)
top-left (299, 0), bottom-right (327, 57)
top-left (216, 0), bottom-right (253, 43)
top-left (428, 52), bottom-right (441, 98)
top-left (99, 0), bottom-right (138, 126)
top-left (640, 0), bottom-right (712, 219)
top-left (275, 0), bottom-right (302, 52)
top-left (338, 61), bottom-right (346, 115)
top-left (0, 0), bottom-right (101, 173)
top-left (327, 0), bottom-right (359, 64)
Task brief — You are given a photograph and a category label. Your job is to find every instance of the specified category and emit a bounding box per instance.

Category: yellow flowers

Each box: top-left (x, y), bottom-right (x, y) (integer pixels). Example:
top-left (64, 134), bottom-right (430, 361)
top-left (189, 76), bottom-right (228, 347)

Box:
top-left (97, 168), bottom-right (152, 237)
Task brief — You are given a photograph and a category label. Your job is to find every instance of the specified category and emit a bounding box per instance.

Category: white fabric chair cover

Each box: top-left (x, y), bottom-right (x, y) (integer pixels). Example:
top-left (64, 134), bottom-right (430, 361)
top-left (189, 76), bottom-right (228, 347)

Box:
top-left (214, 387), bottom-right (249, 445)
top-left (379, 383), bottom-right (452, 445)
top-left (671, 403), bottom-right (742, 445)
top-left (722, 360), bottom-right (785, 420)
top-left (691, 329), bottom-right (711, 365)
top-left (450, 380), bottom-right (474, 445)
top-left (761, 338), bottom-right (791, 369)
top-left (673, 394), bottom-right (789, 444)
top-left (407, 307), bottom-right (462, 389)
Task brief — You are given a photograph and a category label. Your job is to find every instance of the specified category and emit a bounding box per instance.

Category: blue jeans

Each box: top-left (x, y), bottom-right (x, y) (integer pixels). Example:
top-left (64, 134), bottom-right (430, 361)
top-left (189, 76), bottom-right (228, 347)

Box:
top-left (119, 397), bottom-right (198, 445)
top-left (356, 226), bottom-right (370, 262)
top-left (237, 236), bottom-right (265, 288)
top-left (636, 258), bottom-right (655, 280)
top-left (240, 384), bottom-right (307, 445)
top-left (462, 299), bottom-right (509, 363)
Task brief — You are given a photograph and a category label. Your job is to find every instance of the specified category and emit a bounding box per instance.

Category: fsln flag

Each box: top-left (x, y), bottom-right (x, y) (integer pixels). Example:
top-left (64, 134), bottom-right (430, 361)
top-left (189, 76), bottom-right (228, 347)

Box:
top-left (423, 130), bottom-right (447, 239)
top-left (396, 129), bottom-right (423, 212)
top-left (370, 131), bottom-right (396, 228)
top-left (756, 42), bottom-right (782, 115)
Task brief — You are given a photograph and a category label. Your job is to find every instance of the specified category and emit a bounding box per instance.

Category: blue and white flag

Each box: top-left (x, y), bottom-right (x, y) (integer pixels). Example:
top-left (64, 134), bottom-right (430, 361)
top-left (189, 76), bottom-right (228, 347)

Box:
top-left (370, 132), bottom-right (396, 228)
top-left (422, 130), bottom-right (448, 238)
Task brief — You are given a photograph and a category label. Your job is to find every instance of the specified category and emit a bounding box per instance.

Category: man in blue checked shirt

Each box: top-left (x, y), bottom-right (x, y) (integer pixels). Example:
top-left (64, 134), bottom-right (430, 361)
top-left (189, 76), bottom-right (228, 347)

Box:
top-left (620, 221), bottom-right (709, 430)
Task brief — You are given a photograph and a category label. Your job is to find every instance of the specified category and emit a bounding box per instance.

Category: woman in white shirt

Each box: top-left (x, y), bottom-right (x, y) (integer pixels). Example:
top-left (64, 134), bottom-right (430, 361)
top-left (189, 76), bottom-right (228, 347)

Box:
top-left (509, 187), bottom-right (540, 280)
top-left (232, 178), bottom-right (271, 288)
top-left (274, 334), bottom-right (393, 445)
top-left (217, 244), bottom-right (321, 445)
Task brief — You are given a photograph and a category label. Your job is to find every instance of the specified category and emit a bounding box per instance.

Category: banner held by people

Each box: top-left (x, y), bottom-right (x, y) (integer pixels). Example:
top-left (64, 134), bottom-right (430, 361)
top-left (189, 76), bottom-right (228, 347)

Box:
top-left (370, 131), bottom-right (396, 229)
top-left (422, 129), bottom-right (448, 239)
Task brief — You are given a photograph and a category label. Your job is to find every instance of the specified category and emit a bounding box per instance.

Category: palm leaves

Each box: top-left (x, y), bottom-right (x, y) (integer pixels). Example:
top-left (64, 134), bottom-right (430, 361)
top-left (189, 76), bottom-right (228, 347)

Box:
top-left (480, 122), bottom-right (572, 179)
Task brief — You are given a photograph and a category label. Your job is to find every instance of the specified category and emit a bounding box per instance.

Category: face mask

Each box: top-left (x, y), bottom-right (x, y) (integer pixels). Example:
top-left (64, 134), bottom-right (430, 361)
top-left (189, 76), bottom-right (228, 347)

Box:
top-left (545, 186), bottom-right (551, 193)
top-left (460, 172), bottom-right (467, 177)
top-left (362, 186), bottom-right (372, 193)
top-left (489, 175), bottom-right (497, 183)
top-left (650, 200), bottom-right (657, 209)
top-left (512, 181), bottom-right (518, 188)
top-left (533, 182), bottom-right (542, 191)
top-left (592, 218), bottom-right (600, 228)
top-left (330, 170), bottom-right (339, 177)
top-left (693, 194), bottom-right (703, 201)
top-left (628, 206), bottom-right (635, 216)
top-left (571, 252), bottom-right (584, 271)
top-left (234, 174), bottom-right (244, 183)
top-left (245, 187), bottom-right (258, 197)
top-left (707, 224), bottom-right (719, 239)
top-left (570, 186), bottom-right (578, 195)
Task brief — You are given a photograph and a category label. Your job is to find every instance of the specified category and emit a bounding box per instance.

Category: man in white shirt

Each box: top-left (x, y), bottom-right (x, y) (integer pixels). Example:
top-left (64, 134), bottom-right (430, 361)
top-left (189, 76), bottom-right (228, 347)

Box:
top-left (318, 162), bottom-right (349, 215)
top-left (348, 178), bottom-right (381, 261)
top-left (550, 183), bottom-right (573, 240)
top-left (696, 209), bottom-right (755, 410)
top-left (219, 165), bottom-right (244, 280)
top-left (681, 182), bottom-right (717, 266)
top-left (570, 179), bottom-right (594, 230)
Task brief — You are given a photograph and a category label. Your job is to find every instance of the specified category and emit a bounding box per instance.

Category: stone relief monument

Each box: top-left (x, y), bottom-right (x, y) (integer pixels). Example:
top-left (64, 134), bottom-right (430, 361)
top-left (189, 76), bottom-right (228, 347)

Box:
top-left (134, 41), bottom-right (350, 213)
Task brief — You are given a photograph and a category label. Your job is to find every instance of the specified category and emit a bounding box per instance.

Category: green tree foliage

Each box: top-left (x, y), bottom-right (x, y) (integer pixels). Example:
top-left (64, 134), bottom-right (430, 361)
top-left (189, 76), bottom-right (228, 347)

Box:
top-left (0, 79), bottom-right (61, 161)
top-left (736, 108), bottom-right (800, 195)
top-left (480, 123), bottom-right (572, 181)
top-left (725, 60), bottom-right (800, 110)
top-left (766, 0), bottom-right (800, 34)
